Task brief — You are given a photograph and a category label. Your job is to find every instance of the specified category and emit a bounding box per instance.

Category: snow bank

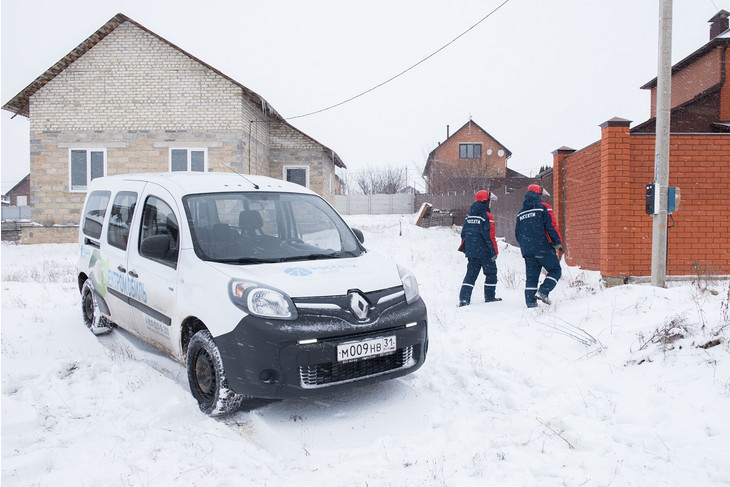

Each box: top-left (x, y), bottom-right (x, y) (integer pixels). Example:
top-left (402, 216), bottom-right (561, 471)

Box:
top-left (2, 216), bottom-right (729, 486)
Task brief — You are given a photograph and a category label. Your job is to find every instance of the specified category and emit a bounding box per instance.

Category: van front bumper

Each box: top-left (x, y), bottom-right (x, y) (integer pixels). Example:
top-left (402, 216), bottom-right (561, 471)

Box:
top-left (215, 293), bottom-right (428, 399)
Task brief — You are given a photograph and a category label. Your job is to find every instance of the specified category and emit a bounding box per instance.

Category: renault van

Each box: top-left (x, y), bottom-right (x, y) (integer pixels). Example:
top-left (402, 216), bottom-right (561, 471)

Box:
top-left (77, 173), bottom-right (428, 415)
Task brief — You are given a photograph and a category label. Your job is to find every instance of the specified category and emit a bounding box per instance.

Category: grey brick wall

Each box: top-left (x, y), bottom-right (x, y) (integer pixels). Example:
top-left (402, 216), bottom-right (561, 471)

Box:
top-left (30, 23), bottom-right (244, 132)
top-left (270, 124), bottom-right (337, 204)
top-left (23, 20), bottom-right (342, 239)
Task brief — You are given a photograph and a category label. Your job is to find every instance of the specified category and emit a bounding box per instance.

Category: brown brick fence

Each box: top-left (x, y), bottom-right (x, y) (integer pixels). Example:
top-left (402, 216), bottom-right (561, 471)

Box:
top-left (553, 119), bottom-right (730, 280)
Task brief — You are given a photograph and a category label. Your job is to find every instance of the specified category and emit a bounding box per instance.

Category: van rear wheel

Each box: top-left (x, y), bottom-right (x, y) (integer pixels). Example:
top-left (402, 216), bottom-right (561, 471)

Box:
top-left (186, 329), bottom-right (244, 416)
top-left (81, 279), bottom-right (113, 335)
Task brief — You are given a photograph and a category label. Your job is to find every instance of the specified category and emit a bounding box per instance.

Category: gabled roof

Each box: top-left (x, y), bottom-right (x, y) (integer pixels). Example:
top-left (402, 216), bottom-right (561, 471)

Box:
top-left (3, 174), bottom-right (30, 197)
top-left (641, 11), bottom-right (730, 90)
top-left (631, 83), bottom-right (726, 133)
top-left (1, 13), bottom-right (345, 168)
top-left (448, 119), bottom-right (513, 158)
top-left (423, 119), bottom-right (512, 176)
top-left (2, 13), bottom-right (284, 121)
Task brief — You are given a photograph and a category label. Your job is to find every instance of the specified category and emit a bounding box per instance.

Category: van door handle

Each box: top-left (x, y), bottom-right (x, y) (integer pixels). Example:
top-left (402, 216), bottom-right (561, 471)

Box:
top-left (117, 265), bottom-right (127, 273)
top-left (128, 270), bottom-right (139, 278)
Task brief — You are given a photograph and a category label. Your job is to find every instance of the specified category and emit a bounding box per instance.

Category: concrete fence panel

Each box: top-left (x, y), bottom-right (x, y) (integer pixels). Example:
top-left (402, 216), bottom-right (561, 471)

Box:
top-left (335, 194), bottom-right (415, 215)
top-left (1, 206), bottom-right (31, 221)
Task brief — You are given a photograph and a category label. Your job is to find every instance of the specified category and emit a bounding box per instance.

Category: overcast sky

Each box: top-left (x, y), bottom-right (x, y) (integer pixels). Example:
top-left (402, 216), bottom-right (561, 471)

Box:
top-left (2, 0), bottom-right (728, 193)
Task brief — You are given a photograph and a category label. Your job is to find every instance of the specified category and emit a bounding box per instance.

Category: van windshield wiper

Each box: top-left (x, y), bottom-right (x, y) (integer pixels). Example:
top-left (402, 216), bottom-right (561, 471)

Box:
top-left (208, 257), bottom-right (282, 264)
top-left (276, 251), bottom-right (360, 262)
top-left (208, 250), bottom-right (361, 264)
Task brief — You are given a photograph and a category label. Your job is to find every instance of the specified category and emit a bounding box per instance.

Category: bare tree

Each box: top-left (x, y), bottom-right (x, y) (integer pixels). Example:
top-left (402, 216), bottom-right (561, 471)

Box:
top-left (427, 159), bottom-right (497, 194)
top-left (352, 167), bottom-right (408, 195)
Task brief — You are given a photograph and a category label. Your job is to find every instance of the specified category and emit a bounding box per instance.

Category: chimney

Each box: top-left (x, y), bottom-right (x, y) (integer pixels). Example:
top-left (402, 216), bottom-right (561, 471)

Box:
top-left (446, 125), bottom-right (450, 139)
top-left (709, 10), bottom-right (729, 40)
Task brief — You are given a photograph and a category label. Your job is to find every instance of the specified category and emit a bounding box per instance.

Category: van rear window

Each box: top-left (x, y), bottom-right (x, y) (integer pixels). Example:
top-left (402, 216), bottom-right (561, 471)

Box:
top-left (82, 190), bottom-right (111, 239)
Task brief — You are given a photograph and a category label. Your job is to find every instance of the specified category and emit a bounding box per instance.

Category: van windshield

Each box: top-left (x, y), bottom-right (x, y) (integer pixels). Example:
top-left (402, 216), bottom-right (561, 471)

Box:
top-left (182, 192), bottom-right (364, 263)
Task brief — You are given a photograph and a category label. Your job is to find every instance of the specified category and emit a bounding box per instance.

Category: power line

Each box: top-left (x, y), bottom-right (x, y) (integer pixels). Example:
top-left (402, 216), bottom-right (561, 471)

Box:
top-left (286, 0), bottom-right (513, 120)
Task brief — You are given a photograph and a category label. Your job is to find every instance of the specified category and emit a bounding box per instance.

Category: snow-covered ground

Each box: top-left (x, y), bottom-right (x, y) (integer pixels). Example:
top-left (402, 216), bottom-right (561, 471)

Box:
top-left (2, 214), bottom-right (729, 486)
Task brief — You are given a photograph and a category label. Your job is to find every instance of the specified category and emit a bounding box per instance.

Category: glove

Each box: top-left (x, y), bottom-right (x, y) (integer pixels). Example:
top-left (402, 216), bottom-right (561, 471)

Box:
top-left (554, 244), bottom-right (562, 251)
top-left (491, 254), bottom-right (498, 262)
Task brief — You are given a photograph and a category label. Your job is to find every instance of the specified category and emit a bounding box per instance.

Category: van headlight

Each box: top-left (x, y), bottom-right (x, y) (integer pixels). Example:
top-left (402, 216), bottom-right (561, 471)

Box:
top-left (229, 280), bottom-right (298, 320)
top-left (398, 265), bottom-right (420, 304)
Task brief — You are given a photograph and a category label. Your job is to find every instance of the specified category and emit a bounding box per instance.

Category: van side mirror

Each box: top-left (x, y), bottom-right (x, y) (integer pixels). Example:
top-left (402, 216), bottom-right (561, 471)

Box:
top-left (352, 228), bottom-right (364, 244)
top-left (141, 234), bottom-right (171, 259)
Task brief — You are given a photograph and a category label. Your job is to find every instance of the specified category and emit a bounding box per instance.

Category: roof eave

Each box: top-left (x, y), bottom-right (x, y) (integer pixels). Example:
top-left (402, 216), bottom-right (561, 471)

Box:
top-left (1, 13), bottom-right (286, 124)
top-left (641, 37), bottom-right (730, 90)
top-left (2, 14), bottom-right (127, 117)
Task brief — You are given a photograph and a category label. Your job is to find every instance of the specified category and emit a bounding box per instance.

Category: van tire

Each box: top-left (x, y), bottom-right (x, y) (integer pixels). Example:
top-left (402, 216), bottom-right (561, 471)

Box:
top-left (81, 279), bottom-right (113, 335)
top-left (186, 329), bottom-right (244, 416)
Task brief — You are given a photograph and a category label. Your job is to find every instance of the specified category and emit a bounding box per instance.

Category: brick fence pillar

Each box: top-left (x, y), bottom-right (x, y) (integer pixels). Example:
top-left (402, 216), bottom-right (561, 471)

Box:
top-left (551, 146), bottom-right (575, 258)
top-left (599, 117), bottom-right (632, 277)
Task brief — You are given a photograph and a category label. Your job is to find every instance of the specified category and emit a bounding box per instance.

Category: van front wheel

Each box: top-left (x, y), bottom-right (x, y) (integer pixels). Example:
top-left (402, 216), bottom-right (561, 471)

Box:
top-left (186, 329), bottom-right (244, 416)
top-left (81, 279), bottom-right (113, 335)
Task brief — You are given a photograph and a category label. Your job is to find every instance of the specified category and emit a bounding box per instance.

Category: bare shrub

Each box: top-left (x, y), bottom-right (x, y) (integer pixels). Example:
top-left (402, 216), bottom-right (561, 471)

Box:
top-left (498, 266), bottom-right (521, 289)
top-left (691, 260), bottom-right (720, 294)
top-left (2, 260), bottom-right (75, 283)
top-left (638, 315), bottom-right (690, 351)
top-left (721, 281), bottom-right (730, 325)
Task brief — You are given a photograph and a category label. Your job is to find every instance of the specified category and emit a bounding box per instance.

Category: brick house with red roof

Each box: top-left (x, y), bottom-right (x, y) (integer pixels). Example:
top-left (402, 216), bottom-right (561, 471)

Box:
top-left (422, 119), bottom-right (517, 194)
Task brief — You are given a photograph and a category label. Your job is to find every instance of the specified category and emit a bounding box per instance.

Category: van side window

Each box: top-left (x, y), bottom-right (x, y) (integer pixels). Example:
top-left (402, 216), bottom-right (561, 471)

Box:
top-left (139, 196), bottom-right (179, 267)
top-left (82, 190), bottom-right (111, 239)
top-left (108, 192), bottom-right (138, 250)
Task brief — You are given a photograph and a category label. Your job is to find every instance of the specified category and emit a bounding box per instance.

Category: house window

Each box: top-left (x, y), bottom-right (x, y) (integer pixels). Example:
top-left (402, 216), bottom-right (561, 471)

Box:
top-left (170, 149), bottom-right (207, 172)
top-left (284, 166), bottom-right (309, 188)
top-left (459, 144), bottom-right (482, 159)
top-left (70, 149), bottom-right (106, 192)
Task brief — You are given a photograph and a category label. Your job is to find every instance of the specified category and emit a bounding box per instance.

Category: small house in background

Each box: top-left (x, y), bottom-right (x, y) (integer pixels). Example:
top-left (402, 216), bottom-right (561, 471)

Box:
top-left (2, 13), bottom-right (345, 244)
top-left (422, 119), bottom-right (517, 194)
top-left (552, 11), bottom-right (730, 284)
top-left (2, 174), bottom-right (30, 207)
top-left (1, 174), bottom-right (31, 240)
top-left (418, 118), bottom-right (545, 245)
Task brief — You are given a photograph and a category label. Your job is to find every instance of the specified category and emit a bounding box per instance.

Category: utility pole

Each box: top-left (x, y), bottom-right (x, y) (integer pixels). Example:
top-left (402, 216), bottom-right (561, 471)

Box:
top-left (652, 0), bottom-right (673, 287)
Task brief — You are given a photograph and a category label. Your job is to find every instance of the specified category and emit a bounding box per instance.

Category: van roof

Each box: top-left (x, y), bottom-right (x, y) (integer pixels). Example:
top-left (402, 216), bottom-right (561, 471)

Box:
top-left (90, 172), bottom-right (317, 197)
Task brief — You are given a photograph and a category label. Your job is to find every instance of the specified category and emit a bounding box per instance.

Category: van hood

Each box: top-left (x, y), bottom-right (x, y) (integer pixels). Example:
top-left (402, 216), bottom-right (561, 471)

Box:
top-left (206, 251), bottom-right (403, 298)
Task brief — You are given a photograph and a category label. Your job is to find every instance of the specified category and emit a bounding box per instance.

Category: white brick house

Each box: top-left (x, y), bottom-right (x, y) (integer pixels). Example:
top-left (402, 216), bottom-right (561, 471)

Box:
top-left (2, 13), bottom-right (345, 243)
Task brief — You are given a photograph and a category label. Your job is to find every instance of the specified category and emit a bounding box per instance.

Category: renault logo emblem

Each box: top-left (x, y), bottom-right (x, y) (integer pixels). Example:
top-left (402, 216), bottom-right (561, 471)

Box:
top-left (349, 292), bottom-right (370, 321)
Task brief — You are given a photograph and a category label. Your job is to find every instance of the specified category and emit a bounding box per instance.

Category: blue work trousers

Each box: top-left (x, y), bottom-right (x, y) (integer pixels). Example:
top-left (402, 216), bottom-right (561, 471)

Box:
top-left (459, 257), bottom-right (497, 303)
top-left (523, 252), bottom-right (561, 305)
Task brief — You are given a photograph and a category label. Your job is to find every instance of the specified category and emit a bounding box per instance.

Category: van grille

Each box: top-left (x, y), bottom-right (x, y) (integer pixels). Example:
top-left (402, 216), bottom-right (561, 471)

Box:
top-left (299, 346), bottom-right (415, 389)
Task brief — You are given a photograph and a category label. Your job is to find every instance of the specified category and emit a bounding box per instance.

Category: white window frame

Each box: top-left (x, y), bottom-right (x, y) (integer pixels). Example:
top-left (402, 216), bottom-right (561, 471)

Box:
top-left (283, 165), bottom-right (309, 188)
top-left (69, 148), bottom-right (107, 193)
top-left (169, 148), bottom-right (208, 172)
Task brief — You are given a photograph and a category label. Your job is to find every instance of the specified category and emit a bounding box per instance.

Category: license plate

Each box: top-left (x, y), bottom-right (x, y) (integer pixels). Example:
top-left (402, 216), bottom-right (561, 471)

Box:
top-left (337, 336), bottom-right (396, 362)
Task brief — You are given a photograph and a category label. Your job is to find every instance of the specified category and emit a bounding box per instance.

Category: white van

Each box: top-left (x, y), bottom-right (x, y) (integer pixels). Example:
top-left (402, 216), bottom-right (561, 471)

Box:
top-left (77, 173), bottom-right (428, 415)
